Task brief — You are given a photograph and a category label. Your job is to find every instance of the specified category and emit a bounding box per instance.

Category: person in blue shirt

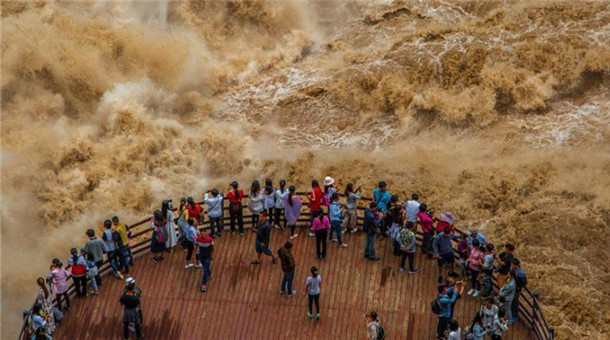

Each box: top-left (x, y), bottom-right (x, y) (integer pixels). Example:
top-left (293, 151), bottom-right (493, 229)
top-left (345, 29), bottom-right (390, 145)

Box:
top-left (363, 202), bottom-right (381, 261)
top-left (510, 259), bottom-right (527, 324)
top-left (436, 283), bottom-right (459, 339)
top-left (328, 193), bottom-right (347, 248)
top-left (372, 181), bottom-right (392, 237)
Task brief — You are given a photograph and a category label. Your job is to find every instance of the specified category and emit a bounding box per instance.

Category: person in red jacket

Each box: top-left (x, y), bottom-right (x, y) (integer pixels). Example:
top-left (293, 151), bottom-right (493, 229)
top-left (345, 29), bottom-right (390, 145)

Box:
top-left (307, 179), bottom-right (323, 237)
top-left (186, 197), bottom-right (204, 226)
top-left (226, 181), bottom-right (245, 235)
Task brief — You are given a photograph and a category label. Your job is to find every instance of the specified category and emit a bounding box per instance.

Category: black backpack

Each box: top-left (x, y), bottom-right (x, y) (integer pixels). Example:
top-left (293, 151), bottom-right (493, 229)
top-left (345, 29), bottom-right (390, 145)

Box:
top-left (376, 324), bottom-right (386, 339)
top-left (431, 298), bottom-right (441, 315)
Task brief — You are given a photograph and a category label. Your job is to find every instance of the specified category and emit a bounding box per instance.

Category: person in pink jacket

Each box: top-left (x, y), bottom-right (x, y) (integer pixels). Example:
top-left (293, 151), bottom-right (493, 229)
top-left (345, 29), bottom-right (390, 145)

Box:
top-left (48, 258), bottom-right (71, 311)
top-left (312, 210), bottom-right (331, 260)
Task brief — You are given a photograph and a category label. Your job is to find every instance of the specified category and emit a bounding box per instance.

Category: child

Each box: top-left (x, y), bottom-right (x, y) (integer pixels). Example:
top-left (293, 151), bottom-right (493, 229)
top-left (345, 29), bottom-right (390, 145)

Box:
top-left (491, 308), bottom-right (509, 339)
top-left (447, 319), bottom-right (461, 340)
top-left (85, 251), bottom-right (99, 295)
top-left (465, 312), bottom-right (487, 340)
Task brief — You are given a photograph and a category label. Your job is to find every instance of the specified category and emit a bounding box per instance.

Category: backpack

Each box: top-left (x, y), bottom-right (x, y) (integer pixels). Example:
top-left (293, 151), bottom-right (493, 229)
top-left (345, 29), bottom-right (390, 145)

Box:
top-left (431, 298), bottom-right (441, 315)
top-left (376, 324), bottom-right (386, 340)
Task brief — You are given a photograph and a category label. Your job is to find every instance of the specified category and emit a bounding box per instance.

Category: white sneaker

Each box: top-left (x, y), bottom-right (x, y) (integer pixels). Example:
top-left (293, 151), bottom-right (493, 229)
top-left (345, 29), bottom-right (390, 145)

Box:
top-left (340, 243), bottom-right (348, 248)
top-left (195, 264), bottom-right (203, 268)
top-left (350, 229), bottom-right (358, 233)
top-left (273, 225), bottom-right (280, 230)
top-left (330, 238), bottom-right (337, 242)
top-left (290, 234), bottom-right (298, 239)
top-left (185, 264), bottom-right (194, 269)
top-left (473, 290), bottom-right (480, 298)
top-left (467, 289), bottom-right (475, 295)
top-left (288, 290), bottom-right (296, 297)
top-left (308, 232), bottom-right (314, 237)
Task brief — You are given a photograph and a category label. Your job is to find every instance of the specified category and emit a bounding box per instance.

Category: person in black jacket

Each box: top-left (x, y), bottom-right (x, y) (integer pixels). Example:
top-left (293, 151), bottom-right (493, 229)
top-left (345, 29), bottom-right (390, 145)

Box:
top-left (363, 202), bottom-right (381, 261)
top-left (251, 212), bottom-right (278, 265)
top-left (120, 284), bottom-right (144, 339)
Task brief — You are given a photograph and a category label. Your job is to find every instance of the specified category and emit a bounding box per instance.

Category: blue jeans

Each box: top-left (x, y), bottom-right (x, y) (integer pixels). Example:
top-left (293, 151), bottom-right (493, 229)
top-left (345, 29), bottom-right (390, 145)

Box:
top-left (364, 233), bottom-right (376, 258)
top-left (107, 251), bottom-right (120, 274)
top-left (117, 247), bottom-right (130, 273)
top-left (201, 258), bottom-right (212, 285)
top-left (281, 271), bottom-right (295, 294)
top-left (329, 220), bottom-right (343, 245)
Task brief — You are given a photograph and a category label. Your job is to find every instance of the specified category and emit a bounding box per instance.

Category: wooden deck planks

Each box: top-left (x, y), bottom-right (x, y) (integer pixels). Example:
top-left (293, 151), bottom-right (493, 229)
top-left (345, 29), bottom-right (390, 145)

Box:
top-left (54, 230), bottom-right (532, 339)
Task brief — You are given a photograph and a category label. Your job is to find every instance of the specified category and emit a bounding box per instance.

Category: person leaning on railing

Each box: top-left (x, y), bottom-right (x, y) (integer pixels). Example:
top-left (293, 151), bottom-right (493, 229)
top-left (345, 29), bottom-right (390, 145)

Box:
top-left (226, 181), bottom-right (245, 235)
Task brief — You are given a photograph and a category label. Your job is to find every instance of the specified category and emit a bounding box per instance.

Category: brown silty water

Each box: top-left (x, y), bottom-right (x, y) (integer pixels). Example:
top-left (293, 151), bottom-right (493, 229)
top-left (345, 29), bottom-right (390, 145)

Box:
top-left (1, 0), bottom-right (609, 338)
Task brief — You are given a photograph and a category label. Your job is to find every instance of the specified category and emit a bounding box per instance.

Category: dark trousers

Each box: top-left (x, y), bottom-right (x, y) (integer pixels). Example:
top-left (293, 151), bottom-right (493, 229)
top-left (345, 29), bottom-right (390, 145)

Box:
top-left (73, 276), bottom-right (87, 297)
top-left (251, 214), bottom-right (259, 229)
top-left (422, 231), bottom-right (434, 254)
top-left (289, 223), bottom-right (297, 236)
top-left (308, 294), bottom-right (320, 314)
top-left (94, 260), bottom-right (103, 285)
top-left (393, 240), bottom-right (401, 256)
top-left (491, 335), bottom-right (502, 340)
top-left (274, 208), bottom-right (286, 228)
top-left (56, 292), bottom-right (70, 311)
top-left (400, 251), bottom-right (415, 271)
top-left (381, 214), bottom-right (392, 235)
top-left (310, 209), bottom-right (322, 228)
top-left (117, 247), bottom-right (130, 274)
top-left (511, 290), bottom-right (521, 321)
top-left (200, 258), bottom-right (212, 285)
top-left (437, 316), bottom-right (449, 339)
top-left (123, 321), bottom-right (142, 339)
top-left (315, 229), bottom-right (328, 258)
top-left (209, 216), bottom-right (223, 236)
top-left (229, 203), bottom-right (244, 233)
top-left (185, 241), bottom-right (194, 261)
top-left (470, 269), bottom-right (481, 290)
top-left (281, 271), bottom-right (295, 294)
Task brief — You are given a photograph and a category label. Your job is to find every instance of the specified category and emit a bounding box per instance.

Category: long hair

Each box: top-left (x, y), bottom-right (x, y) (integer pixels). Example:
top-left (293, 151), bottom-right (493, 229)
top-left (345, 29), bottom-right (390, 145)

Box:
top-left (279, 179), bottom-right (286, 191)
top-left (344, 183), bottom-right (353, 196)
top-left (37, 277), bottom-right (49, 299)
top-left (264, 178), bottom-right (273, 195)
top-left (70, 248), bottom-right (79, 267)
top-left (251, 180), bottom-right (260, 195)
top-left (161, 200), bottom-right (170, 216)
top-left (288, 185), bottom-right (296, 206)
top-left (318, 209), bottom-right (325, 221)
top-left (311, 179), bottom-right (319, 188)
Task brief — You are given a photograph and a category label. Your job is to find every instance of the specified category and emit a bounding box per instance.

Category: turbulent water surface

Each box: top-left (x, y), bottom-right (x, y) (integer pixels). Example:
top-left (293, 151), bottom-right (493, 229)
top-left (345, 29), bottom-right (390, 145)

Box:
top-left (1, 0), bottom-right (610, 338)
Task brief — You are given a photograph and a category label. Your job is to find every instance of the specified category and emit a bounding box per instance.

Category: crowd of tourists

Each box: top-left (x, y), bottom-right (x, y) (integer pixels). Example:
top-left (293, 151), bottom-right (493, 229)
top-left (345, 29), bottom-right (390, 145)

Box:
top-left (27, 176), bottom-right (527, 340)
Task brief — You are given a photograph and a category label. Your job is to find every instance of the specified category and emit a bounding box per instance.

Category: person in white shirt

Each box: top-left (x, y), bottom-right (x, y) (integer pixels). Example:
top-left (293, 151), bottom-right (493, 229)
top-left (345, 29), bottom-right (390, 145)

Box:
top-left (274, 180), bottom-right (289, 230)
top-left (405, 193), bottom-right (420, 223)
top-left (447, 319), bottom-right (461, 340)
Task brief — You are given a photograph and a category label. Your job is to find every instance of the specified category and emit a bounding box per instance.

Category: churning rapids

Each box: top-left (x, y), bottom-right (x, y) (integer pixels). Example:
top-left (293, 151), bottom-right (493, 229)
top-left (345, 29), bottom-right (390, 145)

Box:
top-left (1, 1), bottom-right (609, 338)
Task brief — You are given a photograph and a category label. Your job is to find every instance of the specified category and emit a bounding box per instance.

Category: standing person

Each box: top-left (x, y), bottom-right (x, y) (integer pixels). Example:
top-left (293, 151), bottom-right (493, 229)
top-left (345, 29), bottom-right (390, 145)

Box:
top-left (511, 258), bottom-right (527, 324)
top-left (83, 228), bottom-right (105, 286)
top-left (312, 210), bottom-right (331, 260)
top-left (197, 228), bottom-right (214, 292)
top-left (499, 272), bottom-right (517, 323)
top-left (85, 252), bottom-right (99, 295)
top-left (307, 179), bottom-right (323, 237)
top-left (68, 248), bottom-right (88, 298)
top-left (113, 216), bottom-right (134, 266)
top-left (341, 183), bottom-right (361, 233)
top-left (35, 278), bottom-right (55, 335)
top-left (150, 210), bottom-right (167, 263)
top-left (27, 304), bottom-right (50, 340)
top-left (480, 271), bottom-right (494, 300)
top-left (468, 229), bottom-right (486, 247)
top-left (278, 241), bottom-right (296, 296)
top-left (175, 197), bottom-right (189, 242)
top-left (122, 278), bottom-right (143, 324)
top-left (480, 297), bottom-right (499, 331)
top-left (251, 212), bottom-right (278, 265)
top-left (398, 222), bottom-right (418, 273)
top-left (387, 195), bottom-right (403, 256)
top-left (417, 203), bottom-right (435, 255)
top-left (482, 243), bottom-right (496, 277)
top-left (435, 212), bottom-right (456, 235)
top-left (183, 218), bottom-right (198, 269)
top-left (432, 228), bottom-right (459, 275)
top-left (328, 192), bottom-right (347, 248)
top-left (48, 259), bottom-right (71, 311)
top-left (119, 283), bottom-right (144, 339)
top-left (102, 219), bottom-right (124, 280)
top-left (372, 181), bottom-right (391, 237)
top-left (274, 180), bottom-right (289, 230)
top-left (284, 185), bottom-right (302, 240)
top-left (457, 234), bottom-right (470, 277)
top-left (490, 308), bottom-right (509, 340)
top-left (204, 189), bottom-right (224, 237)
top-left (467, 240), bottom-right (485, 298)
top-left (227, 181), bottom-right (245, 235)
top-left (466, 312), bottom-right (488, 340)
top-left (436, 284), bottom-right (459, 339)
top-left (305, 266), bottom-right (322, 321)
top-left (248, 180), bottom-right (265, 232)
top-left (496, 244), bottom-right (515, 287)
top-left (162, 200), bottom-right (178, 250)
top-left (363, 202), bottom-right (381, 261)
top-left (112, 217), bottom-right (131, 276)
top-left (263, 178), bottom-right (276, 225)
top-left (323, 176), bottom-right (338, 208)
top-left (186, 197), bottom-right (204, 227)
top-left (365, 311), bottom-right (383, 340)
top-left (404, 193), bottom-right (420, 224)
top-left (447, 319), bottom-right (461, 340)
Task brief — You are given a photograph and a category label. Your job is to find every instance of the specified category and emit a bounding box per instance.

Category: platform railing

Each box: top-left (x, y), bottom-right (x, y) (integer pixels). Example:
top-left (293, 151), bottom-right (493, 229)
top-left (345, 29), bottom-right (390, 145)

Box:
top-left (19, 193), bottom-right (553, 339)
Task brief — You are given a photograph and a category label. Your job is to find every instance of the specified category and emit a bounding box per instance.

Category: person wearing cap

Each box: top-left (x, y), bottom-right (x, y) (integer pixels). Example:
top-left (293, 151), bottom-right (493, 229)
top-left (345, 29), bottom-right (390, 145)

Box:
top-left (196, 228), bottom-right (214, 292)
top-left (323, 176), bottom-right (339, 208)
top-left (122, 277), bottom-right (143, 324)
top-left (68, 247), bottom-right (88, 298)
top-left (102, 219), bottom-right (124, 280)
top-left (204, 189), bottom-right (224, 237)
top-left (119, 282), bottom-right (144, 339)
top-left (363, 202), bottom-right (381, 261)
top-left (342, 183), bottom-right (361, 233)
top-left (48, 258), bottom-right (71, 311)
top-left (251, 211), bottom-right (278, 265)
top-left (278, 241), bottom-right (296, 296)
top-left (365, 311), bottom-right (382, 340)
top-left (186, 197), bottom-right (204, 226)
top-left (113, 216), bottom-right (134, 267)
top-left (307, 179), bottom-right (323, 237)
top-left (83, 228), bottom-right (106, 286)
top-left (373, 181), bottom-right (392, 237)
top-left (305, 266), bottom-right (322, 320)
top-left (226, 181), bottom-right (245, 235)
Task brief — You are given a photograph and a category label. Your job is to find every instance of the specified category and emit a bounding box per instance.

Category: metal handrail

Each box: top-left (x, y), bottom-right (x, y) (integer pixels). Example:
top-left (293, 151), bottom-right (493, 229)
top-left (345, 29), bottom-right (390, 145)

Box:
top-left (19, 193), bottom-right (552, 339)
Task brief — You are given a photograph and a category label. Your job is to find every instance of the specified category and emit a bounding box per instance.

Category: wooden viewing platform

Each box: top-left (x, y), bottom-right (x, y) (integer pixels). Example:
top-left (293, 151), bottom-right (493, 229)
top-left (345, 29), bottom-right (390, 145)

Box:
top-left (21, 194), bottom-right (553, 339)
top-left (52, 230), bottom-right (533, 339)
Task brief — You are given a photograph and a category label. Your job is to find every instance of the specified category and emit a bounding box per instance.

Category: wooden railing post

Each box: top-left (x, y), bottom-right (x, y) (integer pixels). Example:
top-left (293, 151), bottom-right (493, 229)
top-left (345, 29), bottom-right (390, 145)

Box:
top-left (549, 326), bottom-right (555, 340)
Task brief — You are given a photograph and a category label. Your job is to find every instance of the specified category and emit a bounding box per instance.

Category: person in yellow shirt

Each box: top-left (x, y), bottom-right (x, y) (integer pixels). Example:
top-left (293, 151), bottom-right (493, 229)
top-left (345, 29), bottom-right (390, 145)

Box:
top-left (112, 216), bottom-right (133, 267)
